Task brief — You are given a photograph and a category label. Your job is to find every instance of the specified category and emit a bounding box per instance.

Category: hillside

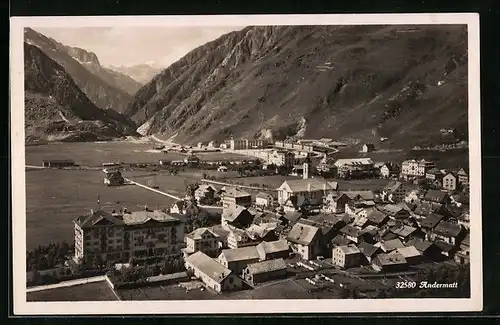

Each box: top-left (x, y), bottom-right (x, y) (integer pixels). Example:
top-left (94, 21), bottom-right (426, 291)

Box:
top-left (108, 63), bottom-right (163, 84)
top-left (125, 25), bottom-right (468, 148)
top-left (24, 28), bottom-right (139, 112)
top-left (66, 46), bottom-right (143, 95)
top-left (24, 42), bottom-right (138, 143)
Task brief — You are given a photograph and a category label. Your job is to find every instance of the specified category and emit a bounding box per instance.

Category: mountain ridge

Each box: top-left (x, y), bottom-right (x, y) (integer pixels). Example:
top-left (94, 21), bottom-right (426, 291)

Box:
top-left (24, 28), bottom-right (141, 111)
top-left (24, 42), bottom-right (138, 143)
top-left (125, 25), bottom-right (468, 149)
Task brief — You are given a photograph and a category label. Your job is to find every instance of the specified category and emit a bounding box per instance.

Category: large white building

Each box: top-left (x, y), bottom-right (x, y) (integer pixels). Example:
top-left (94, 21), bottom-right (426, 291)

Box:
top-left (73, 208), bottom-right (185, 263)
top-left (401, 159), bottom-right (435, 178)
top-left (277, 178), bottom-right (334, 212)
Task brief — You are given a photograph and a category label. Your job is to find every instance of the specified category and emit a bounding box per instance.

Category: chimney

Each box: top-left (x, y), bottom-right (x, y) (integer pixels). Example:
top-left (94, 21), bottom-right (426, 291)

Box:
top-left (307, 183), bottom-right (311, 192)
top-left (323, 183), bottom-right (327, 191)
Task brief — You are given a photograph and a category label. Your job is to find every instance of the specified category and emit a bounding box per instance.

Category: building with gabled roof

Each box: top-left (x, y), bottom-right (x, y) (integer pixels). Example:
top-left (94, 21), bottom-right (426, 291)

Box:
top-left (389, 225), bottom-right (422, 243)
top-left (242, 258), bottom-right (287, 286)
top-left (430, 221), bottom-right (465, 245)
top-left (358, 242), bottom-right (381, 263)
top-left (422, 189), bottom-right (451, 205)
top-left (217, 246), bottom-right (261, 274)
top-left (185, 251), bottom-right (243, 293)
top-left (442, 172), bottom-right (458, 191)
top-left (256, 240), bottom-right (290, 261)
top-left (277, 178), bottom-right (333, 212)
top-left (457, 168), bottom-right (469, 186)
top-left (286, 222), bottom-right (323, 260)
top-left (390, 246), bottom-right (422, 265)
top-left (332, 244), bottom-right (363, 268)
top-left (374, 238), bottom-right (405, 253)
top-left (221, 187), bottom-right (252, 209)
top-left (372, 252), bottom-right (408, 272)
top-left (182, 227), bottom-right (220, 258)
top-left (221, 205), bottom-right (254, 229)
top-left (377, 204), bottom-right (410, 220)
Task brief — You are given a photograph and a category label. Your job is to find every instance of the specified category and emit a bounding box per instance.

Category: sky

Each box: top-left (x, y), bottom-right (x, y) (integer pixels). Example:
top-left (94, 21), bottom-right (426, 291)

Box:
top-left (34, 26), bottom-right (244, 68)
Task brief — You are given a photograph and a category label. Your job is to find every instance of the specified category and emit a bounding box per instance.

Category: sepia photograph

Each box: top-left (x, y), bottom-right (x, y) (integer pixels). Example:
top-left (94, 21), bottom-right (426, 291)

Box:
top-left (10, 14), bottom-right (481, 314)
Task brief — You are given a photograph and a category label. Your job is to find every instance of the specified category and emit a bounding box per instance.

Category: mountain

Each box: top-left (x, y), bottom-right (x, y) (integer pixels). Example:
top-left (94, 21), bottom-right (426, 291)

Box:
top-left (125, 25), bottom-right (468, 149)
top-left (108, 63), bottom-right (163, 84)
top-left (24, 42), bottom-right (138, 143)
top-left (65, 46), bottom-right (143, 95)
top-left (24, 28), bottom-right (139, 112)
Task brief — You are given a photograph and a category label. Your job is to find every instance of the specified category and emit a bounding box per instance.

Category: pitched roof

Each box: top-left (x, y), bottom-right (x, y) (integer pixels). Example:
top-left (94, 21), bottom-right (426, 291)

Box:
top-left (419, 213), bottom-right (446, 229)
top-left (384, 181), bottom-right (403, 193)
top-left (341, 191), bottom-right (375, 201)
top-left (282, 211), bottom-right (303, 223)
top-left (377, 204), bottom-right (407, 217)
top-left (334, 158), bottom-right (374, 167)
top-left (375, 238), bottom-right (405, 252)
top-left (245, 258), bottom-right (287, 275)
top-left (375, 253), bottom-right (407, 266)
top-left (222, 187), bottom-right (251, 198)
top-left (185, 227), bottom-right (219, 240)
top-left (414, 202), bottom-right (443, 216)
top-left (122, 209), bottom-right (181, 225)
top-left (340, 225), bottom-right (361, 238)
top-left (365, 208), bottom-right (388, 225)
top-left (219, 246), bottom-right (260, 262)
top-left (457, 168), bottom-right (468, 176)
top-left (358, 242), bottom-right (380, 257)
top-left (74, 209), bottom-right (124, 228)
top-left (423, 190), bottom-right (449, 203)
top-left (426, 168), bottom-right (444, 175)
top-left (390, 225), bottom-right (418, 238)
top-left (185, 251), bottom-right (231, 284)
top-left (278, 178), bottom-right (332, 193)
top-left (336, 244), bottom-right (361, 255)
top-left (222, 205), bottom-right (251, 222)
top-left (209, 224), bottom-right (231, 239)
top-left (433, 221), bottom-right (463, 238)
top-left (256, 192), bottom-right (273, 200)
top-left (392, 246), bottom-right (422, 258)
top-left (331, 234), bottom-right (352, 246)
top-left (434, 240), bottom-right (455, 253)
top-left (287, 223), bottom-right (321, 245)
top-left (256, 240), bottom-right (290, 256)
top-left (407, 238), bottom-right (434, 253)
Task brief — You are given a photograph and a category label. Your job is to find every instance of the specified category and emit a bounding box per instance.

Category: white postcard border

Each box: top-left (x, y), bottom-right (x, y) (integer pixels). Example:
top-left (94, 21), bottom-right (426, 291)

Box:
top-left (10, 13), bottom-right (482, 315)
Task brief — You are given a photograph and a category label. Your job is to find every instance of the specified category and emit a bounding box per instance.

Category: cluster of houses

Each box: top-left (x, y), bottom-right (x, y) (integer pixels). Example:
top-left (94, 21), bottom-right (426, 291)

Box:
top-left (176, 166), bottom-right (470, 292)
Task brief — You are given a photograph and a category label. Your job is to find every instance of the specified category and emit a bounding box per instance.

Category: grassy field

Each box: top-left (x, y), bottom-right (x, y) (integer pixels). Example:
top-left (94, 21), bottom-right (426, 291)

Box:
top-left (125, 171), bottom-right (195, 198)
top-left (26, 169), bottom-right (177, 249)
top-left (27, 281), bottom-right (118, 301)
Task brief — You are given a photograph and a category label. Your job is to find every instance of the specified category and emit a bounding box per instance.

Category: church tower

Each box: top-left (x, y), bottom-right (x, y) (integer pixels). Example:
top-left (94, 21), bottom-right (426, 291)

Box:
top-left (303, 154), bottom-right (312, 179)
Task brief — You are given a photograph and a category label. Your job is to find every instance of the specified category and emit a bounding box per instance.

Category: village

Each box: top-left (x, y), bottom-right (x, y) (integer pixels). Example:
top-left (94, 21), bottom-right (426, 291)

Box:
top-left (27, 137), bottom-right (471, 300)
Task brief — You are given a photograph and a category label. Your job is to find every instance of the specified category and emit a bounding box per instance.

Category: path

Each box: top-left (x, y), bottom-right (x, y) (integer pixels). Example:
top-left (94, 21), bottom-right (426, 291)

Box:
top-left (26, 275), bottom-right (106, 292)
top-left (124, 177), bottom-right (222, 211)
top-left (25, 165), bottom-right (46, 169)
top-left (200, 178), bottom-right (277, 191)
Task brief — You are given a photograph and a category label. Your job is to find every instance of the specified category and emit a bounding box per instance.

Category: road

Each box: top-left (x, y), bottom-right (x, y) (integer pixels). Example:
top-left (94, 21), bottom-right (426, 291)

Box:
top-left (124, 177), bottom-right (223, 211)
top-left (200, 178), bottom-right (278, 191)
top-left (26, 275), bottom-right (106, 292)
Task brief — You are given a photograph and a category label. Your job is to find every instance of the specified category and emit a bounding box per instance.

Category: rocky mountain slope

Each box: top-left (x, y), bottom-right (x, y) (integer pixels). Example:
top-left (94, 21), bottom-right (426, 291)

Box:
top-left (24, 28), bottom-right (139, 112)
top-left (125, 25), bottom-right (468, 148)
top-left (24, 42), bottom-right (138, 142)
top-left (66, 46), bottom-right (143, 95)
top-left (108, 63), bottom-right (163, 84)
